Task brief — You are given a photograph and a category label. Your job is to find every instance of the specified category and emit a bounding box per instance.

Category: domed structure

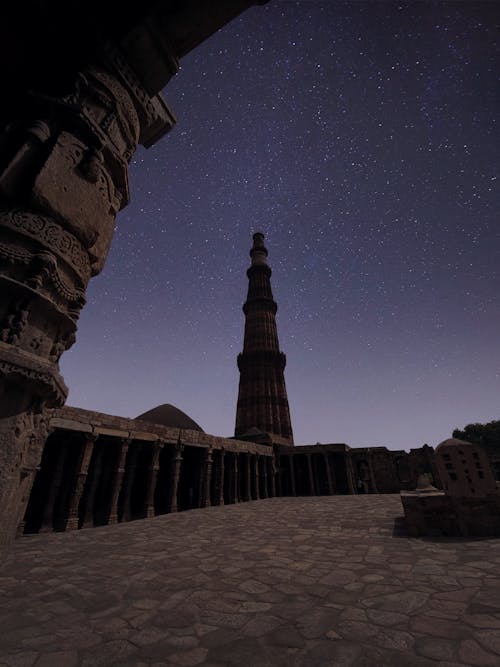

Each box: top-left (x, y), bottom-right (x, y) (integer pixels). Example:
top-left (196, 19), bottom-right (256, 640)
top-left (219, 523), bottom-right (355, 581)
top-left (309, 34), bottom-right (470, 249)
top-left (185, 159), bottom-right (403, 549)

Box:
top-left (136, 404), bottom-right (204, 432)
top-left (435, 437), bottom-right (473, 451)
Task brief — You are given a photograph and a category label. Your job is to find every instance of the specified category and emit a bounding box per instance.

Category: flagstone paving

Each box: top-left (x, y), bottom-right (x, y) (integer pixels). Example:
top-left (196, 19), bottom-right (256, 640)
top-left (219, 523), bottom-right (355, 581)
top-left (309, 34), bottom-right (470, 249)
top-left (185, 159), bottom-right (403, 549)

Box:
top-left (1, 495), bottom-right (500, 666)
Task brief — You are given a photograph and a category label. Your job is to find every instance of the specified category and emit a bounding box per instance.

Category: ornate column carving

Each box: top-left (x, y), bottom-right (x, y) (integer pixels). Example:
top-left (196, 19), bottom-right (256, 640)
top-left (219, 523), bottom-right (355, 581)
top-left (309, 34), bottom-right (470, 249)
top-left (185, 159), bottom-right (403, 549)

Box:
top-left (169, 443), bottom-right (183, 513)
top-left (11, 413), bottom-right (51, 539)
top-left (0, 62), bottom-right (162, 552)
top-left (63, 433), bottom-right (98, 531)
top-left (108, 438), bottom-right (131, 524)
top-left (0, 12), bottom-right (178, 554)
top-left (307, 454), bottom-right (316, 496)
top-left (323, 452), bottom-right (333, 496)
top-left (145, 440), bottom-right (163, 518)
top-left (0, 62), bottom-right (146, 551)
top-left (0, 0), bottom-right (269, 559)
top-left (39, 439), bottom-right (69, 533)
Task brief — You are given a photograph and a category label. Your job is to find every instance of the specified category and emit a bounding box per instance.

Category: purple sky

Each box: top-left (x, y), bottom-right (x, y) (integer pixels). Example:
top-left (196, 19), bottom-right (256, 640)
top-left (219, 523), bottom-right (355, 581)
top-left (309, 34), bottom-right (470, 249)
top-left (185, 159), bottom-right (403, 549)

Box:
top-left (61, 1), bottom-right (500, 450)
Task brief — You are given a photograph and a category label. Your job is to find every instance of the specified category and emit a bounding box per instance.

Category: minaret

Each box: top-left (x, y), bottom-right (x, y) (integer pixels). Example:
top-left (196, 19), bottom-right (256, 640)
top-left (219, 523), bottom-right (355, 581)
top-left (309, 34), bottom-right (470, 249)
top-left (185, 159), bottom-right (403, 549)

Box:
top-left (235, 233), bottom-right (293, 445)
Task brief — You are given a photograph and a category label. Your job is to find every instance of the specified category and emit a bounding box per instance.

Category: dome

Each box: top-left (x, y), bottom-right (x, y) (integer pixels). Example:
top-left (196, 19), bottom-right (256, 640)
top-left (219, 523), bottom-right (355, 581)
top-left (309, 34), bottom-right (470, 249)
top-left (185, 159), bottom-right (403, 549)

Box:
top-left (136, 404), bottom-right (204, 432)
top-left (435, 437), bottom-right (474, 451)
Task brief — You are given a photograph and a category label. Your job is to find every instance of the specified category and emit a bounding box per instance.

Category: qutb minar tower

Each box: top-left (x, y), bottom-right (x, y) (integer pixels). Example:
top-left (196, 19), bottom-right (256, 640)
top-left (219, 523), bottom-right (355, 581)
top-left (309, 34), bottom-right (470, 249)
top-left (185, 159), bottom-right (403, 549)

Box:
top-left (235, 233), bottom-right (294, 445)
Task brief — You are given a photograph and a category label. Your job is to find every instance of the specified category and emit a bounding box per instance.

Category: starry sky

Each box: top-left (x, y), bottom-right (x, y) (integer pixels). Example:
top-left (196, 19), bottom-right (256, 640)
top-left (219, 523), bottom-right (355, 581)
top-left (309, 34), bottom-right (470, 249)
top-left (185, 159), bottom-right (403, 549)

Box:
top-left (62, 1), bottom-right (500, 451)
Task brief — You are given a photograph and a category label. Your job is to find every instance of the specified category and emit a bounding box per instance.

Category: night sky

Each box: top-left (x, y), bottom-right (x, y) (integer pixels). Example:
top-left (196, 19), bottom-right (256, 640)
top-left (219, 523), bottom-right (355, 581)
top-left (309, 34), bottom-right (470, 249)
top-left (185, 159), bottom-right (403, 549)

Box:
top-left (62, 1), bottom-right (499, 451)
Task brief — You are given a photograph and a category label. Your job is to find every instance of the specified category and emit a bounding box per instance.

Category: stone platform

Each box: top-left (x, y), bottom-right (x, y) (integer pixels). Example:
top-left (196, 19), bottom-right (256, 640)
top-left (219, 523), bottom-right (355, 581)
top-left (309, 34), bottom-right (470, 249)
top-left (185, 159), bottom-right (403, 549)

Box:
top-left (1, 496), bottom-right (500, 666)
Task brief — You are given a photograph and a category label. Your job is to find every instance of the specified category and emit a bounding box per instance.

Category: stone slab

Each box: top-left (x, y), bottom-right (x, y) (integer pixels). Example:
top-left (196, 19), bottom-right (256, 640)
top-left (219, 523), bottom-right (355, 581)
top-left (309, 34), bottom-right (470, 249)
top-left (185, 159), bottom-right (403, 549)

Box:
top-left (49, 418), bottom-right (93, 433)
top-left (1, 496), bottom-right (499, 666)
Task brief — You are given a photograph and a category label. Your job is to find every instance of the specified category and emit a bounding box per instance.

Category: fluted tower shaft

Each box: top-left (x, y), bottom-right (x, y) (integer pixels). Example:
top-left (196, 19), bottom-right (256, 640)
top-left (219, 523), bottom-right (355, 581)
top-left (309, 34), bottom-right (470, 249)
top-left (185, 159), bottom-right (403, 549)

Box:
top-left (235, 233), bottom-right (293, 444)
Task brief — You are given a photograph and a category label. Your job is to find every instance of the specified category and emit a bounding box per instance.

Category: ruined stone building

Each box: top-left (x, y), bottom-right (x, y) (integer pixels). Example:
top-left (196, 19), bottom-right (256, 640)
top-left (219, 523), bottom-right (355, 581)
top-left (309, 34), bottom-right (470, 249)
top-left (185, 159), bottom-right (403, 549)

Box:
top-left (1, 3), bottom-right (497, 557)
top-left (21, 405), bottom-right (275, 536)
top-left (17, 233), bottom-right (465, 538)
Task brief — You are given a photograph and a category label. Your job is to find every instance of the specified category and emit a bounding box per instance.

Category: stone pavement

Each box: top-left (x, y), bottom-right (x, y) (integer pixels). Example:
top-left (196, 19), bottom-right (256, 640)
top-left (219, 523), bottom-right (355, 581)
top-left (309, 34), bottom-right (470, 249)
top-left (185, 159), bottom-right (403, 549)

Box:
top-left (1, 496), bottom-right (500, 667)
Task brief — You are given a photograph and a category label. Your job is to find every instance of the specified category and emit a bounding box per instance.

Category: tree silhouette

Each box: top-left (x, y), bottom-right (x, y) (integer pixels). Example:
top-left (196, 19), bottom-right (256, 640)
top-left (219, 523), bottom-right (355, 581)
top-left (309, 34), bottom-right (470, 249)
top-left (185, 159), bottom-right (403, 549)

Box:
top-left (453, 421), bottom-right (500, 449)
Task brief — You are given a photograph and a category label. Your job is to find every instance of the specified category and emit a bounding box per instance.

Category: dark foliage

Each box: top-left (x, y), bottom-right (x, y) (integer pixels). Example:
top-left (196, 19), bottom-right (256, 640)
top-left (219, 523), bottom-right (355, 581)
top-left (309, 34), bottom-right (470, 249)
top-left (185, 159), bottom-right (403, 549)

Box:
top-left (453, 421), bottom-right (500, 450)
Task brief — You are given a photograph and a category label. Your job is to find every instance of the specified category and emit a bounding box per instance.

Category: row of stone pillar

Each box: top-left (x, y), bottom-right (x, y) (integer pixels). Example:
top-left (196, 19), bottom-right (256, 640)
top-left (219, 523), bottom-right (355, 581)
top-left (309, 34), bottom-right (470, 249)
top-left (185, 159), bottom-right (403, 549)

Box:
top-left (204, 449), bottom-right (276, 507)
top-left (21, 432), bottom-right (276, 534)
top-left (277, 452), bottom-right (358, 497)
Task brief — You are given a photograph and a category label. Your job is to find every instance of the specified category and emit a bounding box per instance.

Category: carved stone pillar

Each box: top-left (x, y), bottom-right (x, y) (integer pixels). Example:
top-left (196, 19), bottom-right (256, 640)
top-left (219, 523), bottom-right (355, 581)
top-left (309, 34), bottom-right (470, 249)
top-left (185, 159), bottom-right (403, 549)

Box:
top-left (145, 440), bottom-right (163, 518)
top-left (120, 445), bottom-right (138, 522)
top-left (81, 444), bottom-right (103, 528)
top-left (39, 439), bottom-right (69, 533)
top-left (0, 30), bottom-right (174, 557)
top-left (0, 0), bottom-right (269, 559)
top-left (307, 454), bottom-right (316, 496)
top-left (367, 454), bottom-right (379, 494)
top-left (201, 448), bottom-right (213, 508)
top-left (62, 433), bottom-right (97, 531)
top-left (346, 454), bottom-right (357, 495)
top-left (260, 456), bottom-right (268, 499)
top-left (12, 414), bottom-right (52, 539)
top-left (0, 67), bottom-right (142, 550)
top-left (323, 452), bottom-right (333, 496)
top-left (289, 455), bottom-right (296, 497)
top-left (254, 455), bottom-right (260, 500)
top-left (330, 456), bottom-right (338, 493)
top-left (169, 444), bottom-right (183, 513)
top-left (245, 454), bottom-right (251, 502)
top-left (270, 456), bottom-right (281, 498)
top-left (269, 454), bottom-right (283, 498)
top-left (219, 450), bottom-right (225, 506)
top-left (233, 453), bottom-right (239, 504)
top-left (108, 438), bottom-right (131, 524)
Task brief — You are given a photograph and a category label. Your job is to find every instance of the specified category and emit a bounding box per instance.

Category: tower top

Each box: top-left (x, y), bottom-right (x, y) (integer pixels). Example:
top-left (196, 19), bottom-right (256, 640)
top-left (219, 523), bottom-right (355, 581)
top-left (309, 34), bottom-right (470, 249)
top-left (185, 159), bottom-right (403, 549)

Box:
top-left (250, 231), bottom-right (268, 265)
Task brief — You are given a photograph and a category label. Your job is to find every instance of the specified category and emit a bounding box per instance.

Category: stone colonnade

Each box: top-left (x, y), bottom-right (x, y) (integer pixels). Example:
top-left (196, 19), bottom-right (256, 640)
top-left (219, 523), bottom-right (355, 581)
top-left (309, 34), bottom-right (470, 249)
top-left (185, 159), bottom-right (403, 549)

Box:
top-left (277, 449), bottom-right (354, 497)
top-left (22, 425), bottom-right (276, 535)
top-left (17, 408), bottom-right (451, 537)
top-left (25, 436), bottom-right (424, 536)
top-left (276, 445), bottom-right (418, 497)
